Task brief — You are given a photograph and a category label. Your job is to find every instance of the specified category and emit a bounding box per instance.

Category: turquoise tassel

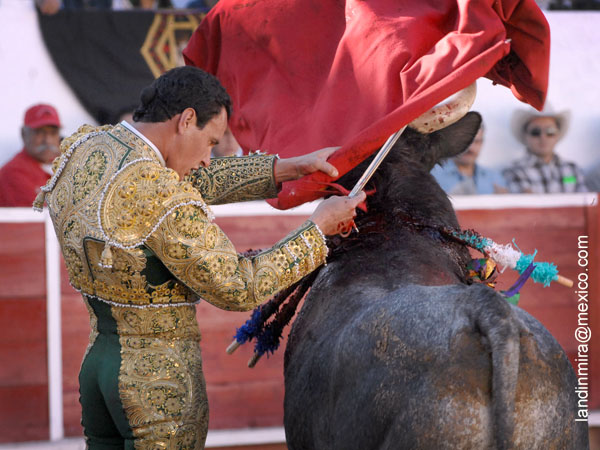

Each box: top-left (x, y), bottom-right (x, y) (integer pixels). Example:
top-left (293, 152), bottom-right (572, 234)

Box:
top-left (515, 252), bottom-right (536, 274)
top-left (514, 251), bottom-right (558, 287)
top-left (452, 231), bottom-right (491, 252)
top-left (531, 262), bottom-right (559, 287)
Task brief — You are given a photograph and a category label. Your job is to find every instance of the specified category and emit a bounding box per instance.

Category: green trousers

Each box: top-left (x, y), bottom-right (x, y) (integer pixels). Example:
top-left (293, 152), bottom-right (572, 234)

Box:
top-left (80, 297), bottom-right (208, 450)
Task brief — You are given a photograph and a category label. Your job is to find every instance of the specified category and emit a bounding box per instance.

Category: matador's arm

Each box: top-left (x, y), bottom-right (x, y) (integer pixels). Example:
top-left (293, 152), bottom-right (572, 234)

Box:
top-left (144, 202), bottom-right (327, 311)
top-left (185, 154), bottom-right (278, 205)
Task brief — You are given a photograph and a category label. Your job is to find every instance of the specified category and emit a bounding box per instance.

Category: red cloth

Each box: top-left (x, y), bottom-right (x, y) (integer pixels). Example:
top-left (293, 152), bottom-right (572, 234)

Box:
top-left (0, 150), bottom-right (50, 207)
top-left (184, 0), bottom-right (550, 209)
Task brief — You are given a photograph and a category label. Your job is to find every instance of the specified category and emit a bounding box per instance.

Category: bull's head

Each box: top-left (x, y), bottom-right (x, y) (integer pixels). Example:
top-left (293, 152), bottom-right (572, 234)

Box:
top-left (336, 93), bottom-right (482, 227)
top-left (404, 82), bottom-right (481, 172)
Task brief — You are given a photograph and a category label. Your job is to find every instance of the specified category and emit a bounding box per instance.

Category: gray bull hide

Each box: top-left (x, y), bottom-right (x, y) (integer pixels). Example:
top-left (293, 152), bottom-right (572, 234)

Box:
top-left (283, 113), bottom-right (588, 450)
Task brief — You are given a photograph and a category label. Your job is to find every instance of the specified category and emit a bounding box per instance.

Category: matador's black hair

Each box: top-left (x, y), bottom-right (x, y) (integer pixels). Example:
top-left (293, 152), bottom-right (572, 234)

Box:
top-left (133, 66), bottom-right (232, 128)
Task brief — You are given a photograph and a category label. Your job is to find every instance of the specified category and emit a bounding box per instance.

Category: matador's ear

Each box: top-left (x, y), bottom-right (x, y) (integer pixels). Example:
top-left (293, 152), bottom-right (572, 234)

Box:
top-left (178, 108), bottom-right (198, 133)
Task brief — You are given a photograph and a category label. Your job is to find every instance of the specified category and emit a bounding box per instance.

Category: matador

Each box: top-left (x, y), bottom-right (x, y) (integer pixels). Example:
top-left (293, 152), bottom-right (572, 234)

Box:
top-left (33, 67), bottom-right (364, 449)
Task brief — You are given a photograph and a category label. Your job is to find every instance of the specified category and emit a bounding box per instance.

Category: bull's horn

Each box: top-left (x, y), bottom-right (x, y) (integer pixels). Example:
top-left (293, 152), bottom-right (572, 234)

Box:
top-left (409, 82), bottom-right (477, 133)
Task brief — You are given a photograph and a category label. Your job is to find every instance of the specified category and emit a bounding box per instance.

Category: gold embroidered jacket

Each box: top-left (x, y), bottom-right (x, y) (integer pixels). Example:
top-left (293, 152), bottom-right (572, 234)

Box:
top-left (43, 123), bottom-right (328, 311)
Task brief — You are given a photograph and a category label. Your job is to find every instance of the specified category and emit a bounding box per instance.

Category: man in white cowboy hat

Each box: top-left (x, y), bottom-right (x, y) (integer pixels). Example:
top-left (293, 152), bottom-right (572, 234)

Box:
top-left (503, 104), bottom-right (587, 193)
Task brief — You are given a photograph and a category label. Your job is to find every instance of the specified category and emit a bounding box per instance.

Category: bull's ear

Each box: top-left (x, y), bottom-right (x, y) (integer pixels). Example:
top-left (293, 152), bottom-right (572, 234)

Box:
top-left (419, 112), bottom-right (482, 171)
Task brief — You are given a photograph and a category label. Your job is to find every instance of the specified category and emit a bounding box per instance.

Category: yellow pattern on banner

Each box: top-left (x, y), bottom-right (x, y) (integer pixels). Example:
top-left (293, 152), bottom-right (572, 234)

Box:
top-left (141, 14), bottom-right (204, 78)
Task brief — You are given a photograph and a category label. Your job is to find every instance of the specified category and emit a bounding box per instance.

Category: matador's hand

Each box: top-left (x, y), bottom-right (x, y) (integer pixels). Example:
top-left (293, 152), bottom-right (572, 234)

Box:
top-left (309, 191), bottom-right (366, 236)
top-left (274, 147), bottom-right (340, 184)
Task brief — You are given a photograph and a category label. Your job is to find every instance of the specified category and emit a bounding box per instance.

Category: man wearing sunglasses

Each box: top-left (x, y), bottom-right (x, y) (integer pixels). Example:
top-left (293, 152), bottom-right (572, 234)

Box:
top-left (503, 105), bottom-right (587, 193)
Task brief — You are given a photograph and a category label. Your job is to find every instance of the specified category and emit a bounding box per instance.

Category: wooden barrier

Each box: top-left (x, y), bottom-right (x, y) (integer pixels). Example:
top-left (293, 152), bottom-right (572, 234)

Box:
top-left (0, 194), bottom-right (597, 444)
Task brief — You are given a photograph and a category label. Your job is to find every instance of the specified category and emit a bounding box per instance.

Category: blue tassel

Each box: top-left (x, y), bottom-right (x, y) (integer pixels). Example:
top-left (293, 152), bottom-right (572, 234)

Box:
top-left (254, 325), bottom-right (281, 356)
top-left (233, 306), bottom-right (263, 344)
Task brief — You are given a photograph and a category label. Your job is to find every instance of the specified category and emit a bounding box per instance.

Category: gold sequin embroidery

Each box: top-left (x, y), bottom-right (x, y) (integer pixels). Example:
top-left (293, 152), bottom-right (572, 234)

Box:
top-left (113, 305), bottom-right (207, 449)
top-left (185, 155), bottom-right (278, 205)
top-left (145, 206), bottom-right (328, 311)
top-left (48, 123), bottom-right (327, 312)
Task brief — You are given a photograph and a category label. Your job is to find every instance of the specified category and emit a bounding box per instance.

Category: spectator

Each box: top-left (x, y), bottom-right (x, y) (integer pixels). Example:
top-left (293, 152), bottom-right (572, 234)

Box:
top-left (585, 162), bottom-right (600, 192)
top-left (431, 121), bottom-right (507, 195)
top-left (0, 104), bottom-right (62, 207)
top-left (35, 0), bottom-right (61, 14)
top-left (503, 105), bottom-right (587, 193)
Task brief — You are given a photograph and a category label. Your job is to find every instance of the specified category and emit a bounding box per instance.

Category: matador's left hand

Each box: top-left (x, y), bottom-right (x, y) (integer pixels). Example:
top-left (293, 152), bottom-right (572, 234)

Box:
top-left (274, 147), bottom-right (340, 184)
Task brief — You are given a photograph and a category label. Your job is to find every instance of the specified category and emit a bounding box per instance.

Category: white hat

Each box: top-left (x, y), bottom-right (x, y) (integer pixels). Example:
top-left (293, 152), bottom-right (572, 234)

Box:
top-left (510, 103), bottom-right (571, 145)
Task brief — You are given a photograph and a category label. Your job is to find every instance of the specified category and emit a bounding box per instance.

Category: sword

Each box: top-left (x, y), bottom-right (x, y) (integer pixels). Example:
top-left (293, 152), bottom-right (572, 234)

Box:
top-left (338, 125), bottom-right (407, 237)
top-left (348, 125), bottom-right (407, 197)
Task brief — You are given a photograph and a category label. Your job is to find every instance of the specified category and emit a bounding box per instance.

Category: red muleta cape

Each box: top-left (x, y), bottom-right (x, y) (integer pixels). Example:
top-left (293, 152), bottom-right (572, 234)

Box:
top-left (184, 0), bottom-right (550, 209)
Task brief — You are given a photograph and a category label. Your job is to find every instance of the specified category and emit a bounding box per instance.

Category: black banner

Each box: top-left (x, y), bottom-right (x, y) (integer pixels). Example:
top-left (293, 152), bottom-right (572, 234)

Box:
top-left (38, 9), bottom-right (204, 124)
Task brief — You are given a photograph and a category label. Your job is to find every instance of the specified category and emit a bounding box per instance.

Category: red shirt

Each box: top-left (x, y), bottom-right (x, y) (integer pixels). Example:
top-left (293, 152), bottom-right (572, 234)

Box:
top-left (0, 149), bottom-right (51, 207)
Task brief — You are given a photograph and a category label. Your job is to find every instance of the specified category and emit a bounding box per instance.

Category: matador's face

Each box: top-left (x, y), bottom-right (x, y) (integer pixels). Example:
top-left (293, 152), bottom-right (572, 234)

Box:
top-left (171, 107), bottom-right (228, 178)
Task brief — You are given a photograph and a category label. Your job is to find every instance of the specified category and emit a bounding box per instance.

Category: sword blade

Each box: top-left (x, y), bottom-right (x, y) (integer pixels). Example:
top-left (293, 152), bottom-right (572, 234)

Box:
top-left (348, 125), bottom-right (407, 198)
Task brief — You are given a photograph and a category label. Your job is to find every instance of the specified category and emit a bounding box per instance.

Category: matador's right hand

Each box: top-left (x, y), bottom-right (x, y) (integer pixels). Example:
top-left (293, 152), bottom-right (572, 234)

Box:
top-left (309, 191), bottom-right (366, 236)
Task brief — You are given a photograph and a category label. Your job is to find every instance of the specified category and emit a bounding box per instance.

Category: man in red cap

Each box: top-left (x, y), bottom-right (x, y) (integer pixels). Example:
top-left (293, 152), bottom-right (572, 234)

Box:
top-left (0, 104), bottom-right (62, 206)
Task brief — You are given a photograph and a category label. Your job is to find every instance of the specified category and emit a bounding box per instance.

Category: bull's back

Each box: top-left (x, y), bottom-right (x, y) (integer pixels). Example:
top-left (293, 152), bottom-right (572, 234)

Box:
top-left (284, 283), bottom-right (587, 449)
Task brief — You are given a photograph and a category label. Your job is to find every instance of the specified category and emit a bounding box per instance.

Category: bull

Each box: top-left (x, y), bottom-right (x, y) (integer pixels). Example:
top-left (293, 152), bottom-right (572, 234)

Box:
top-left (283, 111), bottom-right (589, 450)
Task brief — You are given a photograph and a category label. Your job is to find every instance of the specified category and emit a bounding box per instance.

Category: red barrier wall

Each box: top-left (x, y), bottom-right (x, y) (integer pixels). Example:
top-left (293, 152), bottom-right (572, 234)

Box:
top-left (0, 202), bottom-right (597, 442)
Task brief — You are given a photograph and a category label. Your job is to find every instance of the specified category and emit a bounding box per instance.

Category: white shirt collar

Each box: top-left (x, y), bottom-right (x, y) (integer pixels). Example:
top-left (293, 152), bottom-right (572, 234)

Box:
top-left (120, 120), bottom-right (166, 167)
